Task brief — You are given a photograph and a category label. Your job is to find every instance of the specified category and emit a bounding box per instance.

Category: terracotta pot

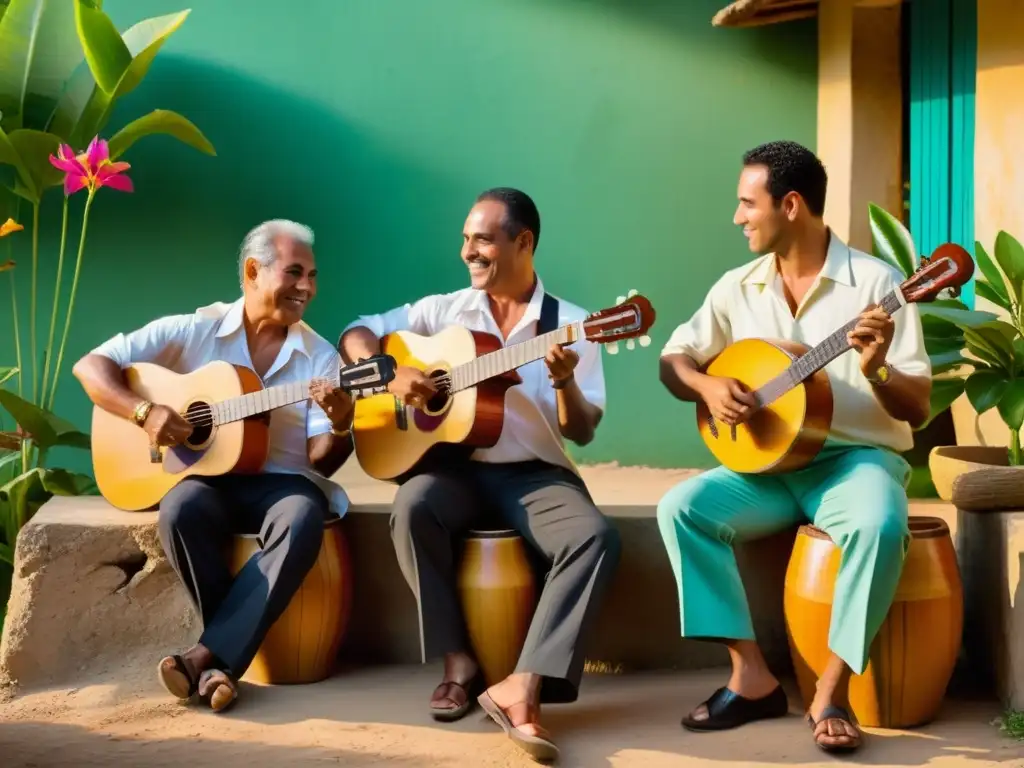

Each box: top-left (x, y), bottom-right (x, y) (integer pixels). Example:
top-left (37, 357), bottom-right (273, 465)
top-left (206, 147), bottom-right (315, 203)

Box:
top-left (928, 445), bottom-right (1009, 502)
top-left (784, 516), bottom-right (963, 728)
top-left (228, 517), bottom-right (353, 684)
top-left (457, 529), bottom-right (537, 687)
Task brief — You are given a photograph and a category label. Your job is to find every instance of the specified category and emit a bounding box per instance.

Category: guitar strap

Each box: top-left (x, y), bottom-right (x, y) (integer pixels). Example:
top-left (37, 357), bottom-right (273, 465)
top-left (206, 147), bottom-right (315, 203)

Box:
top-left (538, 291), bottom-right (559, 335)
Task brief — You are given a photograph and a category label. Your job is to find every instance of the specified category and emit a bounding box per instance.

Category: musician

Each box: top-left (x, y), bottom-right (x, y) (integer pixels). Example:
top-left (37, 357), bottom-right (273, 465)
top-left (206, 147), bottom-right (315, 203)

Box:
top-left (72, 219), bottom-right (355, 712)
top-left (339, 188), bottom-right (619, 762)
top-left (657, 141), bottom-right (930, 753)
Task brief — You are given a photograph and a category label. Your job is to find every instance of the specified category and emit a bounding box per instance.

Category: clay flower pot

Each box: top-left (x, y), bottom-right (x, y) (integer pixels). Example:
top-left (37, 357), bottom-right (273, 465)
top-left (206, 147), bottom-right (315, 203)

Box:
top-left (928, 445), bottom-right (1024, 511)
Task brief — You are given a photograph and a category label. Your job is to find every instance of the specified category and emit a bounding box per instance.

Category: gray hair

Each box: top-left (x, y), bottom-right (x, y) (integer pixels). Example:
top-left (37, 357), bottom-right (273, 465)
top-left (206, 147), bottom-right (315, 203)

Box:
top-left (238, 219), bottom-right (315, 287)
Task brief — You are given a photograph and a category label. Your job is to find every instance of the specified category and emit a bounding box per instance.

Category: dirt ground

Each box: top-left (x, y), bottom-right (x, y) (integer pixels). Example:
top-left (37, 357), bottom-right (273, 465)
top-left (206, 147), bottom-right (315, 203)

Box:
top-left (2, 662), bottom-right (1022, 768)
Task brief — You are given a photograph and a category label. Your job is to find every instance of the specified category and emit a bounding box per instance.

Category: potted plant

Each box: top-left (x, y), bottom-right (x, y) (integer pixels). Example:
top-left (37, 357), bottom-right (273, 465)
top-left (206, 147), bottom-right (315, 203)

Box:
top-left (867, 204), bottom-right (991, 496)
top-left (921, 230), bottom-right (1024, 509)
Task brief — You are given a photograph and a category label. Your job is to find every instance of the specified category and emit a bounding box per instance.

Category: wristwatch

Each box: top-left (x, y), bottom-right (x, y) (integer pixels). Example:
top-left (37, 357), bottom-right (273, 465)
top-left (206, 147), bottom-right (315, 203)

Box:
top-left (867, 362), bottom-right (893, 386)
top-left (132, 400), bottom-right (153, 426)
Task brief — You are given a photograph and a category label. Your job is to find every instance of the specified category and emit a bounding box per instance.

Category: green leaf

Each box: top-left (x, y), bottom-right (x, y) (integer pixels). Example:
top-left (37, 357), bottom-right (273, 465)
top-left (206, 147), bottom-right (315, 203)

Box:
top-left (0, 124), bottom-right (36, 199)
top-left (7, 128), bottom-right (62, 194)
top-left (0, 540), bottom-right (12, 565)
top-left (975, 240), bottom-right (1012, 307)
top-left (40, 467), bottom-right (96, 496)
top-left (995, 231), bottom-right (1024, 297)
top-left (108, 109), bottom-right (216, 160)
top-left (975, 278), bottom-right (1013, 312)
top-left (0, 366), bottom-right (17, 386)
top-left (929, 350), bottom-right (971, 375)
top-left (868, 202), bottom-right (916, 277)
top-left (919, 305), bottom-right (1000, 329)
top-left (919, 377), bottom-right (966, 430)
top-left (0, 0), bottom-right (45, 130)
top-left (924, 335), bottom-right (966, 356)
top-left (73, 0), bottom-right (131, 94)
top-left (965, 368), bottom-right (1011, 414)
top-left (0, 467), bottom-right (47, 543)
top-left (921, 313), bottom-right (962, 338)
top-left (66, 10), bottom-right (192, 148)
top-left (998, 378), bottom-right (1024, 433)
top-left (964, 323), bottom-right (1017, 371)
top-left (0, 388), bottom-right (90, 451)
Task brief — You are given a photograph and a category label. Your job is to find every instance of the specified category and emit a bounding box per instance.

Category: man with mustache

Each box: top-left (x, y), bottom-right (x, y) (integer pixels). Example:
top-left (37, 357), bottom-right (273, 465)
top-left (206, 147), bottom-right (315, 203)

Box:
top-left (73, 219), bottom-right (356, 712)
top-left (656, 141), bottom-right (931, 753)
top-left (339, 187), bottom-right (620, 762)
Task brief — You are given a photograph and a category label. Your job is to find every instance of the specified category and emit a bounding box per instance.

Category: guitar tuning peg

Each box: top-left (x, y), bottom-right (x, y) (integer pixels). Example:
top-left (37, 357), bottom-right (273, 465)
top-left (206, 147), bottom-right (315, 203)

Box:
top-left (627, 289), bottom-right (638, 298)
top-left (639, 335), bottom-right (651, 347)
top-left (626, 339), bottom-right (636, 351)
top-left (606, 342), bottom-right (619, 355)
top-left (616, 295), bottom-right (626, 304)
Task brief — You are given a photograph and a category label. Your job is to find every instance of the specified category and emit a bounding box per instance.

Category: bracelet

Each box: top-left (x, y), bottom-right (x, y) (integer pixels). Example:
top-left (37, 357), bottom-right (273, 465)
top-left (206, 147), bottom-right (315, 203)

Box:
top-left (552, 374), bottom-right (574, 390)
top-left (132, 400), bottom-right (153, 426)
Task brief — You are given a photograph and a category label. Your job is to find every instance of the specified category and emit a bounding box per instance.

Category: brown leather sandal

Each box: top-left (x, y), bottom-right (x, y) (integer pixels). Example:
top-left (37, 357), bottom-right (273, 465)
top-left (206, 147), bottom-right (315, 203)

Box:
top-left (806, 705), bottom-right (862, 753)
top-left (429, 673), bottom-right (483, 722)
top-left (157, 655), bottom-right (199, 700)
top-left (478, 691), bottom-right (559, 763)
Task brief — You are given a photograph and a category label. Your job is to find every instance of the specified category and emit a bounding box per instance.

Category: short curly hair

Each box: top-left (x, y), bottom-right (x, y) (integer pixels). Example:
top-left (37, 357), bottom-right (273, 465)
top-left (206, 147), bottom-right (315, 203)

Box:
top-left (742, 140), bottom-right (828, 217)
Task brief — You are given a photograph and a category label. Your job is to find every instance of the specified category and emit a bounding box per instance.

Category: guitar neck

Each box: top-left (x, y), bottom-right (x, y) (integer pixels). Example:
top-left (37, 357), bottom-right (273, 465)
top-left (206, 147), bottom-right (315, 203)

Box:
top-left (449, 323), bottom-right (582, 391)
top-left (755, 290), bottom-right (904, 407)
top-left (212, 370), bottom-right (342, 425)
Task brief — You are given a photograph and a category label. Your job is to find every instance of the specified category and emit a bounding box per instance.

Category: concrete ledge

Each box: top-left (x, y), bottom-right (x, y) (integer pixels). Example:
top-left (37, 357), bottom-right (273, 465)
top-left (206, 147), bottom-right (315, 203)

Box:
top-left (0, 462), bottom-right (962, 691)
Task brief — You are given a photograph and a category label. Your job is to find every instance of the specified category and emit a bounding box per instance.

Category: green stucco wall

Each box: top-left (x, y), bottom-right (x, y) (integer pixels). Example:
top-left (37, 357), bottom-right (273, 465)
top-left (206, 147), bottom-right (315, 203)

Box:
top-left (3, 0), bottom-right (817, 472)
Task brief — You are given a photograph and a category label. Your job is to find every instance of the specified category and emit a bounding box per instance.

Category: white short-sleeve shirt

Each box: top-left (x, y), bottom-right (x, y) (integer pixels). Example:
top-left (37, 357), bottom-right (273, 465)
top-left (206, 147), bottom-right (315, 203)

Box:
top-left (661, 232), bottom-right (931, 454)
top-left (91, 296), bottom-right (350, 517)
top-left (343, 277), bottom-right (606, 474)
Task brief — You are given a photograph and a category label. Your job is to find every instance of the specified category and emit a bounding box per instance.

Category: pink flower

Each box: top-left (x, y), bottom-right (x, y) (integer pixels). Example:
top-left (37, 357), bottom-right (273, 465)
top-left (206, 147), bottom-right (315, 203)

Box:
top-left (49, 136), bottom-right (134, 196)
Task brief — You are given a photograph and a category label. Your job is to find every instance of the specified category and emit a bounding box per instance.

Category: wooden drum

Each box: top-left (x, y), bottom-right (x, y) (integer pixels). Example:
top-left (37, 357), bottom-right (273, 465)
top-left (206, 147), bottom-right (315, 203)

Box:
top-left (784, 516), bottom-right (963, 728)
top-left (229, 517), bottom-right (353, 685)
top-left (457, 529), bottom-right (538, 687)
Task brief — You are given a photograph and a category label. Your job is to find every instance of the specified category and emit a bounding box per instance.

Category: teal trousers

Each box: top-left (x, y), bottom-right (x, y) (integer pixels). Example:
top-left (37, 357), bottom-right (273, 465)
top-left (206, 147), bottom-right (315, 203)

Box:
top-left (656, 443), bottom-right (911, 675)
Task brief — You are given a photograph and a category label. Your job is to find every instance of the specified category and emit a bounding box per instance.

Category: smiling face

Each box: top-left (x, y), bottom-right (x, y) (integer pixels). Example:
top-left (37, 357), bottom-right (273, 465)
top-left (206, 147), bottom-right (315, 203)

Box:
top-left (461, 200), bottom-right (533, 292)
top-left (733, 164), bottom-right (793, 255)
top-left (245, 235), bottom-right (317, 325)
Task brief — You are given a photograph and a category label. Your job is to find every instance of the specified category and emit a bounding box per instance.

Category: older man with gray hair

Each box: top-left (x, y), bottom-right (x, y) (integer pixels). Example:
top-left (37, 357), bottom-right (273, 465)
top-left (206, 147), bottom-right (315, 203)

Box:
top-left (73, 219), bottom-right (355, 712)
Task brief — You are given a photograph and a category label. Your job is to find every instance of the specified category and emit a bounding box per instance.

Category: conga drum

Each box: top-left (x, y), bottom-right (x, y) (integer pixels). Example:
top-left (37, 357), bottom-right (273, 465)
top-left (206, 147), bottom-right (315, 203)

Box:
top-left (784, 516), bottom-right (962, 728)
top-left (229, 516), bottom-right (353, 684)
top-left (457, 529), bottom-right (538, 687)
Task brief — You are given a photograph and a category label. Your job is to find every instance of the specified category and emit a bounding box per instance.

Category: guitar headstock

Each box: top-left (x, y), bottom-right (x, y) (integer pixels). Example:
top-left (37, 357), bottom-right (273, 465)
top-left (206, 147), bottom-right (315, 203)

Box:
top-left (339, 354), bottom-right (398, 398)
top-left (582, 289), bottom-right (657, 355)
top-left (900, 243), bottom-right (975, 303)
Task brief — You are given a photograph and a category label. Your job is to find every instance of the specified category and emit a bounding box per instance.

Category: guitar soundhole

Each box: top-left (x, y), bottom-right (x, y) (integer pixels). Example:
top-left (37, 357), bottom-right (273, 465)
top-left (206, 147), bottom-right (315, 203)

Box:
top-left (183, 400), bottom-right (214, 447)
top-left (423, 368), bottom-right (451, 415)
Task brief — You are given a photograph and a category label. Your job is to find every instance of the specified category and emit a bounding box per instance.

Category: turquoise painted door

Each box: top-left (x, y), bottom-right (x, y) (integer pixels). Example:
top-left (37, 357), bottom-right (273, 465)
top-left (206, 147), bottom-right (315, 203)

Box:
top-left (907, 0), bottom-right (977, 306)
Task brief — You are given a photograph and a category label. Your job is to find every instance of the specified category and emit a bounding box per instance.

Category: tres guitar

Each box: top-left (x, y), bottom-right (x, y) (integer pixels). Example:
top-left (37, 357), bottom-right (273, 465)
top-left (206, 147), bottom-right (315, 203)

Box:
top-left (92, 355), bottom-right (397, 511)
top-left (352, 290), bottom-right (657, 481)
top-left (696, 243), bottom-right (974, 474)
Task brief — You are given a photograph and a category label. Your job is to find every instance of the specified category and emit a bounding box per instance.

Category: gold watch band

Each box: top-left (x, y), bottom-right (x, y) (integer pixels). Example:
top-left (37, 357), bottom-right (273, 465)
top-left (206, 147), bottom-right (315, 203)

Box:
top-left (868, 362), bottom-right (893, 386)
top-left (132, 400), bottom-right (154, 426)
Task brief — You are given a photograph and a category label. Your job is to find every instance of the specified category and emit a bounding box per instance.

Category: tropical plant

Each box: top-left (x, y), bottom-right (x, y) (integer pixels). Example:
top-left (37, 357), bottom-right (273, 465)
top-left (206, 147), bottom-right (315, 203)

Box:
top-left (0, 0), bottom-right (215, 625)
top-left (868, 204), bottom-right (1024, 465)
top-left (867, 203), bottom-right (987, 429)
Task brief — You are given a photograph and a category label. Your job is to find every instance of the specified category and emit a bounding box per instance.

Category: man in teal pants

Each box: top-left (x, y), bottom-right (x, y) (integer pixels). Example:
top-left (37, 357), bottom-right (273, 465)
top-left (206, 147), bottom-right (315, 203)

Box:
top-left (656, 141), bottom-right (932, 753)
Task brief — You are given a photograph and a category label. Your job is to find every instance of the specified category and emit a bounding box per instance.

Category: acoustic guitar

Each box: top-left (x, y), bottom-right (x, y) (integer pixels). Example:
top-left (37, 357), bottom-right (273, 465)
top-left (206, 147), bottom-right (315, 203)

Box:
top-left (695, 243), bottom-right (974, 474)
top-left (351, 290), bottom-right (657, 481)
top-left (92, 355), bottom-right (396, 511)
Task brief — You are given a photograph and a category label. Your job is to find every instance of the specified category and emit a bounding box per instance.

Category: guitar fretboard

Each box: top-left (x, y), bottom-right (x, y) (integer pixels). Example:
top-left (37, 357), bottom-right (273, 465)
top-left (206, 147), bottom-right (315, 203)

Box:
top-left (449, 323), bottom-right (582, 391)
top-left (755, 290), bottom-right (903, 407)
top-left (208, 370), bottom-right (341, 426)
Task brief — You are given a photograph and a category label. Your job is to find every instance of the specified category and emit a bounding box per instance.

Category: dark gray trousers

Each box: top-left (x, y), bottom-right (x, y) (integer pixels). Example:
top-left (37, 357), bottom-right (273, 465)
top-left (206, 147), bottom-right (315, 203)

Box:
top-left (157, 473), bottom-right (327, 678)
top-left (390, 458), bottom-right (621, 704)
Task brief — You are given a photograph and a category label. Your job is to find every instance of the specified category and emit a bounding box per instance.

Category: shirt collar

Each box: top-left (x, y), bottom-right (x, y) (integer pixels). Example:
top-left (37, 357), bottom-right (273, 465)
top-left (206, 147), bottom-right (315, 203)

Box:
top-left (739, 228), bottom-right (854, 288)
top-left (463, 274), bottom-right (547, 326)
top-left (212, 296), bottom-right (311, 359)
